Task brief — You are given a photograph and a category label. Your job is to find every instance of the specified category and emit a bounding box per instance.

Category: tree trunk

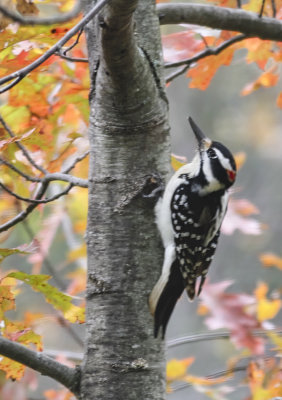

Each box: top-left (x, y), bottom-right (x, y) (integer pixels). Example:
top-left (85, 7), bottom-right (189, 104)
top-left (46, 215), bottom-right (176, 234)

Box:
top-left (80, 0), bottom-right (170, 399)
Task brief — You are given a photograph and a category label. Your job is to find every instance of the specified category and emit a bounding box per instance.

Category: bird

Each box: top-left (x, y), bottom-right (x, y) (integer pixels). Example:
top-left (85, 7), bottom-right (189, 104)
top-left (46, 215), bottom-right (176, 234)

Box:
top-left (149, 117), bottom-right (236, 338)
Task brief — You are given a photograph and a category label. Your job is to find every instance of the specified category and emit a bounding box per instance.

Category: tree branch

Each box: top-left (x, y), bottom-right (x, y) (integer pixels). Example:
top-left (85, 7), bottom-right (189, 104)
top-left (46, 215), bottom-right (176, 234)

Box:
top-left (0, 0), bottom-right (82, 25)
top-left (165, 34), bottom-right (247, 83)
top-left (0, 157), bottom-right (41, 182)
top-left (0, 182), bottom-right (74, 204)
top-left (166, 328), bottom-right (282, 348)
top-left (0, 0), bottom-right (111, 94)
top-left (157, 3), bottom-right (282, 41)
top-left (0, 337), bottom-right (80, 395)
top-left (0, 114), bottom-right (47, 175)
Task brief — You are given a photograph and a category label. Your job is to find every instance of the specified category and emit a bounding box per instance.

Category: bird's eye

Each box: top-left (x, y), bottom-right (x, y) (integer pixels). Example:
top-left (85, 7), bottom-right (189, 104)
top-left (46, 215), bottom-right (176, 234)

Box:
top-left (207, 148), bottom-right (217, 159)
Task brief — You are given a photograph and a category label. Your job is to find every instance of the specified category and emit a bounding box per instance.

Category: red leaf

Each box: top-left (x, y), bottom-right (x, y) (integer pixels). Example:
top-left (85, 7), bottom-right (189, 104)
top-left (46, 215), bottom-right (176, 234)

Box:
top-left (162, 31), bottom-right (202, 63)
top-left (199, 281), bottom-right (264, 354)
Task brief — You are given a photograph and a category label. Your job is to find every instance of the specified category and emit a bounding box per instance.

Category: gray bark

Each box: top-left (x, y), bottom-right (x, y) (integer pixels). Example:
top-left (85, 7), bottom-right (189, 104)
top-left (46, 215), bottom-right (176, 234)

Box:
top-left (80, 0), bottom-right (170, 399)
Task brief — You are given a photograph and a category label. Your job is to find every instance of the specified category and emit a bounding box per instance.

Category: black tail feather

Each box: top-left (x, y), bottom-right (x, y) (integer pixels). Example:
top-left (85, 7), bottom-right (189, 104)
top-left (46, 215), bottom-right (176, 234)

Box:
top-left (154, 260), bottom-right (184, 338)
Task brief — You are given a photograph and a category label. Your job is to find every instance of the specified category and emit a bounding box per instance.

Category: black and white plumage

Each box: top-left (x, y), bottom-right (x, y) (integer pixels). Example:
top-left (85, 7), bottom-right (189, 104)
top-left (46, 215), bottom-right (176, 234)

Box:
top-left (149, 117), bottom-right (236, 338)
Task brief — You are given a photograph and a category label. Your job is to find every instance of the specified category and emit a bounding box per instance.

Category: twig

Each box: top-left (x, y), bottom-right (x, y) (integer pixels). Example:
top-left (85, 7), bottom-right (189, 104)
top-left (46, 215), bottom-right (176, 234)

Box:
top-left (0, 0), bottom-right (111, 94)
top-left (62, 28), bottom-right (84, 54)
top-left (171, 365), bottom-right (247, 392)
top-left (259, 0), bottom-right (266, 17)
top-left (165, 34), bottom-right (247, 83)
top-left (0, 157), bottom-right (41, 182)
top-left (0, 0), bottom-right (82, 26)
top-left (0, 182), bottom-right (73, 204)
top-left (43, 173), bottom-right (88, 188)
top-left (0, 181), bottom-right (48, 232)
top-left (271, 0), bottom-right (277, 17)
top-left (55, 51), bottom-right (88, 63)
top-left (166, 328), bottom-right (282, 348)
top-left (0, 336), bottom-right (80, 395)
top-left (62, 150), bottom-right (90, 174)
top-left (0, 114), bottom-right (47, 175)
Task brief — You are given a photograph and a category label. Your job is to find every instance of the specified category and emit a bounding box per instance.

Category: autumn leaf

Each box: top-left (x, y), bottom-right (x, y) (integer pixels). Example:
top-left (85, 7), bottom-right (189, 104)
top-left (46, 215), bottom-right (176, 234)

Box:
top-left (171, 154), bottom-right (187, 171)
top-left (166, 358), bottom-right (194, 382)
top-left (8, 272), bottom-right (85, 323)
top-left (254, 282), bottom-right (281, 322)
top-left (277, 92), bottom-right (282, 108)
top-left (199, 281), bottom-right (264, 354)
top-left (234, 152), bottom-right (246, 170)
top-left (241, 69), bottom-right (279, 96)
top-left (188, 45), bottom-right (235, 90)
top-left (0, 247), bottom-right (30, 262)
top-left (221, 198), bottom-right (262, 236)
top-left (162, 31), bottom-right (202, 63)
top-left (259, 253), bottom-right (282, 270)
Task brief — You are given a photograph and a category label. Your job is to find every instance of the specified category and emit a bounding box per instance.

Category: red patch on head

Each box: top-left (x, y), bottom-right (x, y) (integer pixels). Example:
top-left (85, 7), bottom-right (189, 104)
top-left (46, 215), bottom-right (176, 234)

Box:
top-left (227, 170), bottom-right (236, 182)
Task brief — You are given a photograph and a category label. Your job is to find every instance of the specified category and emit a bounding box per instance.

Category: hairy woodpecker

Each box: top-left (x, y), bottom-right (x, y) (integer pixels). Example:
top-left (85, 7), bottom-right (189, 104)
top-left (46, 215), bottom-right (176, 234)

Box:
top-left (149, 117), bottom-right (236, 338)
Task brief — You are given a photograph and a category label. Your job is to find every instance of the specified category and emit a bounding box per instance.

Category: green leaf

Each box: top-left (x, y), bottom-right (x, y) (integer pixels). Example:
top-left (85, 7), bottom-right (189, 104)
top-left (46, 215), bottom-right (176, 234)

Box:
top-left (8, 272), bottom-right (85, 324)
top-left (0, 248), bottom-right (29, 262)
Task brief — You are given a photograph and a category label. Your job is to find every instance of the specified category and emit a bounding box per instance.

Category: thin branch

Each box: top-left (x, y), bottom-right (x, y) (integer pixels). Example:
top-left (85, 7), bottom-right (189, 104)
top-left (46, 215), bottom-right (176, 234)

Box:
top-left (43, 173), bottom-right (88, 188)
top-left (0, 336), bottom-right (80, 395)
top-left (165, 34), bottom-right (246, 83)
top-left (62, 150), bottom-right (90, 174)
top-left (171, 365), bottom-right (247, 392)
top-left (259, 0), bottom-right (266, 17)
top-left (55, 51), bottom-right (88, 63)
top-left (157, 3), bottom-right (282, 41)
top-left (0, 114), bottom-right (47, 175)
top-left (0, 181), bottom-right (48, 232)
top-left (0, 0), bottom-right (82, 26)
top-left (166, 328), bottom-right (282, 348)
top-left (0, 157), bottom-right (41, 182)
top-left (0, 0), bottom-right (111, 94)
top-left (0, 182), bottom-right (73, 204)
top-left (62, 28), bottom-right (84, 54)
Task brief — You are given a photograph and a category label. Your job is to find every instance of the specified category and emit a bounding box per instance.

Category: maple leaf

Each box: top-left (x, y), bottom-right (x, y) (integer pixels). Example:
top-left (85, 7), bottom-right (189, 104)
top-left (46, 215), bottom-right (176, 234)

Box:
top-left (188, 45), bottom-right (235, 90)
top-left (254, 282), bottom-right (281, 322)
top-left (221, 198), bottom-right (262, 236)
top-left (277, 92), bottom-right (282, 108)
top-left (241, 69), bottom-right (279, 96)
top-left (259, 253), bottom-right (282, 270)
top-left (166, 358), bottom-right (194, 383)
top-left (7, 272), bottom-right (85, 324)
top-left (162, 31), bottom-right (202, 63)
top-left (199, 281), bottom-right (264, 354)
top-left (244, 38), bottom-right (274, 69)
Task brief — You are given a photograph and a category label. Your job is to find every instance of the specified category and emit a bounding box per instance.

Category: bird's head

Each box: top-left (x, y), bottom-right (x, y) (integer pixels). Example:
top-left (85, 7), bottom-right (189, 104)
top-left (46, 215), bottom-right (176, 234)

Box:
top-left (188, 117), bottom-right (236, 192)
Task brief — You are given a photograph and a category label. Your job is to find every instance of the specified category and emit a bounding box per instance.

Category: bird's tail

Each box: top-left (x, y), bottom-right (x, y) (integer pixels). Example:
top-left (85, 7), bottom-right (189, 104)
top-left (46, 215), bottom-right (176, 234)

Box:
top-left (149, 259), bottom-right (184, 338)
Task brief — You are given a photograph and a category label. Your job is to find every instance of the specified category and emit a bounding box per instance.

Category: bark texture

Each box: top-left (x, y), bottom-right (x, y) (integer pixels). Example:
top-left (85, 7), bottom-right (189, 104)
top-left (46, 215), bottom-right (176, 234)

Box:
top-left (80, 0), bottom-right (170, 399)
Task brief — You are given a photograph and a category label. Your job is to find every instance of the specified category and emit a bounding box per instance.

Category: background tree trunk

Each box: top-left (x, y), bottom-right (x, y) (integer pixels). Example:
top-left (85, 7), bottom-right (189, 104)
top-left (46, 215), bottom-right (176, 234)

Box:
top-left (80, 0), bottom-right (170, 398)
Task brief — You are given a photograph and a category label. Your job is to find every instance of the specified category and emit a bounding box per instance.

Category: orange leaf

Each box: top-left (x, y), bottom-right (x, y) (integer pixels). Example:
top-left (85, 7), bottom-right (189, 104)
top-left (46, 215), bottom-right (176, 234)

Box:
top-left (184, 373), bottom-right (230, 386)
top-left (188, 46), bottom-right (234, 90)
top-left (234, 152), bottom-right (246, 170)
top-left (241, 70), bottom-right (279, 96)
top-left (277, 92), bottom-right (282, 108)
top-left (259, 253), bottom-right (282, 270)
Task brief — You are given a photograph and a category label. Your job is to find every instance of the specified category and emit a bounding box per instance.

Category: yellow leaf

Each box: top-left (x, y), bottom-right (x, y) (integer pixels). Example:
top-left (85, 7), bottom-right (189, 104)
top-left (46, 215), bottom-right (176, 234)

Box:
top-left (234, 152), bottom-right (246, 170)
top-left (267, 331), bottom-right (282, 351)
top-left (171, 154), bottom-right (187, 171)
top-left (68, 244), bottom-right (87, 262)
top-left (257, 298), bottom-right (281, 321)
top-left (255, 282), bottom-right (281, 321)
top-left (166, 358), bottom-right (194, 382)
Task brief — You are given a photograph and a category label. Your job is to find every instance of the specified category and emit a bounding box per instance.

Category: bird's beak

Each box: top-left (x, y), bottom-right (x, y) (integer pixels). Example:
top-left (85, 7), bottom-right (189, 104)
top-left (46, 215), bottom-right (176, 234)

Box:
top-left (188, 117), bottom-right (212, 150)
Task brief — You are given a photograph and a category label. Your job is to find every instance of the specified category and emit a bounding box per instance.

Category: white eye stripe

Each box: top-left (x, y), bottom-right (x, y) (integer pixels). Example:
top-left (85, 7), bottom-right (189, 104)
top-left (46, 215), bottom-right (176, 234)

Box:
top-left (214, 148), bottom-right (233, 171)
